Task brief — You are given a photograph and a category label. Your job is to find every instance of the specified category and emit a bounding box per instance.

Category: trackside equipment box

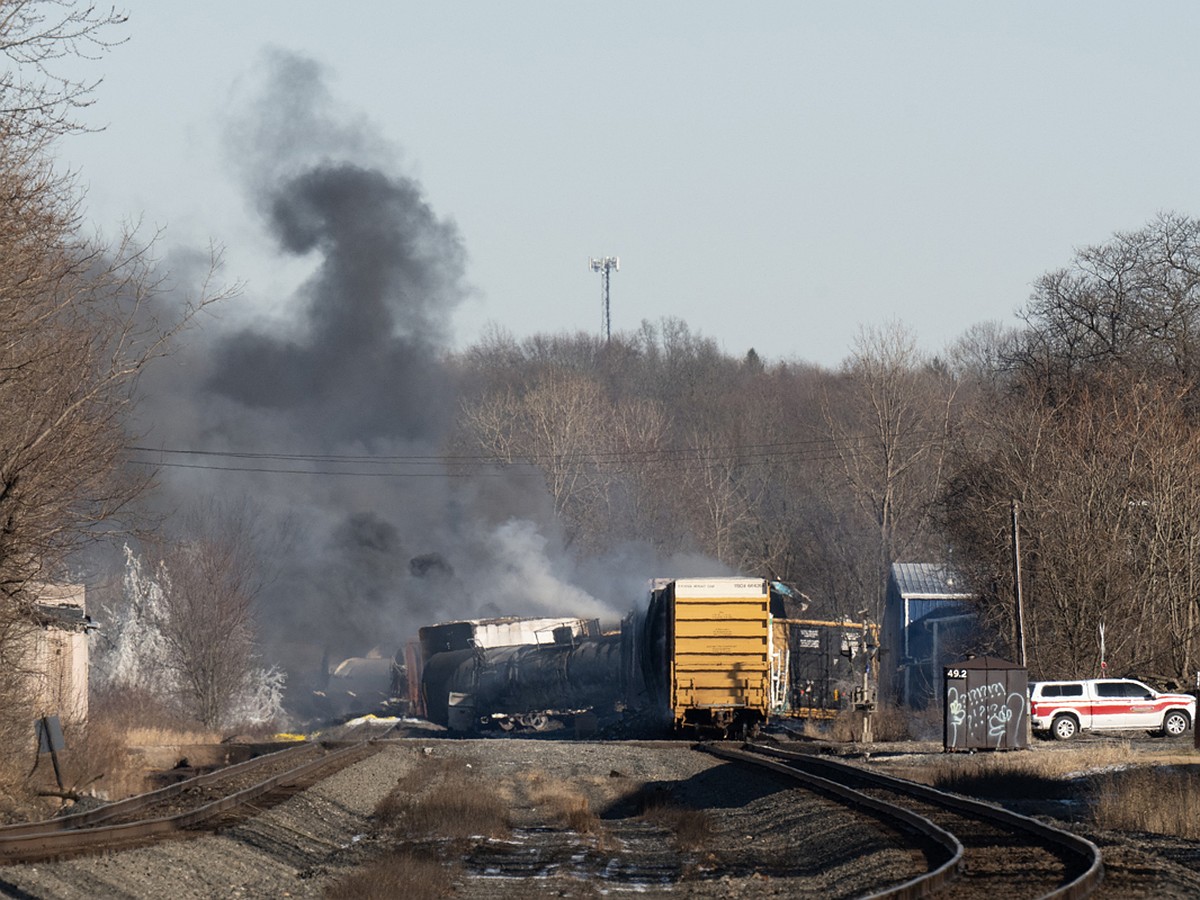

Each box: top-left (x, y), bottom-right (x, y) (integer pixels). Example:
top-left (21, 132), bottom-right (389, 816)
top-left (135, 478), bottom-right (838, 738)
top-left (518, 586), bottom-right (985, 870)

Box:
top-left (943, 656), bottom-right (1028, 751)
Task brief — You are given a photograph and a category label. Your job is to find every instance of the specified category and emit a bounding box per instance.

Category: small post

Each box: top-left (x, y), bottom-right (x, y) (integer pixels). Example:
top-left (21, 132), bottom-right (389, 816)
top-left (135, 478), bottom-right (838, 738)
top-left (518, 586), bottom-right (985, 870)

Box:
top-left (36, 715), bottom-right (67, 793)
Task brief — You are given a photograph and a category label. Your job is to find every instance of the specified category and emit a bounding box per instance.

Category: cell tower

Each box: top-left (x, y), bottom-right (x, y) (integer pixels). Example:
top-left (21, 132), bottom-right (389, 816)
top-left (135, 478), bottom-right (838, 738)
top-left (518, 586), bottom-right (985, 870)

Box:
top-left (588, 256), bottom-right (619, 342)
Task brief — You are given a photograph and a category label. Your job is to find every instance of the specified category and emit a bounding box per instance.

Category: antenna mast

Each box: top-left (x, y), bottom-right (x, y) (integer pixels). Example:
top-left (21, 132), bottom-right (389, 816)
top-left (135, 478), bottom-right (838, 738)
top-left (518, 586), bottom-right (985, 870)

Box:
top-left (588, 256), bottom-right (619, 342)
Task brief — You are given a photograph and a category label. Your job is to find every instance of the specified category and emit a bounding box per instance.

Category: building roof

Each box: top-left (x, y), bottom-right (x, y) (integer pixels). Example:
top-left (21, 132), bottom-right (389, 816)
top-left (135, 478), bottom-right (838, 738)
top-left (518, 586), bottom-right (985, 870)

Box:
top-left (890, 563), bottom-right (974, 599)
top-left (32, 602), bottom-right (93, 632)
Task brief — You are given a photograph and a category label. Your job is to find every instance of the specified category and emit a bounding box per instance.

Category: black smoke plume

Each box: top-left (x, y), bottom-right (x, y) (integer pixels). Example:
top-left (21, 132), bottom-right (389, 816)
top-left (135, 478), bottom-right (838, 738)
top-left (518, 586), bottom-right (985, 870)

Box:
top-left (131, 50), bottom-right (623, 714)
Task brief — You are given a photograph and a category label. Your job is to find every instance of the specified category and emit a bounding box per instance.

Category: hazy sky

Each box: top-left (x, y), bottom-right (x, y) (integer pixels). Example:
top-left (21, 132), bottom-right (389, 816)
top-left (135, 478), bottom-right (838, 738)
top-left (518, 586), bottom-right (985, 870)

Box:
top-left (59, 2), bottom-right (1200, 367)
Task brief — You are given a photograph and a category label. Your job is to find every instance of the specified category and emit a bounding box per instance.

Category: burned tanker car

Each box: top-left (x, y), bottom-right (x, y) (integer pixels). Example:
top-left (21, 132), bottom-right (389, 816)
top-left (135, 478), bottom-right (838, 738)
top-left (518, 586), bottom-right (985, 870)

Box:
top-left (409, 576), bottom-right (877, 736)
top-left (416, 616), bottom-right (620, 731)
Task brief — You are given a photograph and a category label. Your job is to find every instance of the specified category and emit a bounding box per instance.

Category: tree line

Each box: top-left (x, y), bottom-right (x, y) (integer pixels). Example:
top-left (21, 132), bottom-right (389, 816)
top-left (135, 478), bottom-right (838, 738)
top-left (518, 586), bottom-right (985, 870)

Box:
top-left (452, 212), bottom-right (1200, 685)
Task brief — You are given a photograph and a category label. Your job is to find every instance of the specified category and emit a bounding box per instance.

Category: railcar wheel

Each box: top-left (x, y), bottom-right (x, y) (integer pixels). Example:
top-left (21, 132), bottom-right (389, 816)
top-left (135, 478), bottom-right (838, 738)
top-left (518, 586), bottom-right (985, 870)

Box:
top-left (1162, 710), bottom-right (1190, 737)
top-left (1050, 714), bottom-right (1078, 741)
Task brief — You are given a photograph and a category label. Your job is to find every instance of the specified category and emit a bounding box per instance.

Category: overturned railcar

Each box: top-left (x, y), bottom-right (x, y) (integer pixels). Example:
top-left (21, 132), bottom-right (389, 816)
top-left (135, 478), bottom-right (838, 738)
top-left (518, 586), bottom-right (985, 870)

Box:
top-left (421, 632), bottom-right (623, 731)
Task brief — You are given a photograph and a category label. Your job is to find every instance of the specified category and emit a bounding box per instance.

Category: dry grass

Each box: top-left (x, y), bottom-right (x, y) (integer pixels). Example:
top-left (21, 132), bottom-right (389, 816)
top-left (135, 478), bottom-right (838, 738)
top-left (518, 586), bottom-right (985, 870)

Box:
top-left (926, 755), bottom-right (1079, 800)
top-left (343, 753), bottom-right (629, 896)
top-left (325, 849), bottom-right (458, 900)
top-left (878, 703), bottom-right (944, 741)
top-left (917, 743), bottom-right (1200, 840)
top-left (386, 786), bottom-right (510, 841)
top-left (1088, 766), bottom-right (1200, 838)
top-left (0, 682), bottom-right (241, 820)
top-left (335, 752), bottom-right (734, 895)
top-left (54, 719), bottom-right (147, 801)
top-left (521, 772), bottom-right (600, 833)
top-left (333, 753), bottom-right (521, 898)
top-left (119, 725), bottom-right (224, 746)
top-left (375, 754), bottom-right (510, 842)
top-left (78, 689), bottom-right (222, 800)
top-left (919, 742), bottom-right (1148, 792)
top-left (636, 785), bottom-right (714, 851)
top-left (913, 742), bottom-right (1140, 799)
top-left (797, 703), bottom-right (939, 743)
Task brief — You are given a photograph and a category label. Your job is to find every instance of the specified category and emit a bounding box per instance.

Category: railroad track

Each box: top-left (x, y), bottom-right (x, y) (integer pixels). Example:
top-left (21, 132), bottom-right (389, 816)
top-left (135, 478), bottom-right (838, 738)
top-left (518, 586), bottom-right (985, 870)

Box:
top-left (704, 741), bottom-right (1104, 900)
top-left (0, 739), bottom-right (381, 864)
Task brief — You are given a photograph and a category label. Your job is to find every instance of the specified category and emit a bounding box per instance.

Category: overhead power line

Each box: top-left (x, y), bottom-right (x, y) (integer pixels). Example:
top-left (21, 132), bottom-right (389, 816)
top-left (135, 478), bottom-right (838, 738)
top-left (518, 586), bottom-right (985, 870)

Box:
top-left (125, 433), bottom-right (948, 479)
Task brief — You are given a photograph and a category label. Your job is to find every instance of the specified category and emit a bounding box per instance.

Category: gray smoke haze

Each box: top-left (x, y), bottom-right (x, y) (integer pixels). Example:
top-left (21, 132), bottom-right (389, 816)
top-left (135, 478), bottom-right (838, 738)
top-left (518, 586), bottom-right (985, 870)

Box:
top-left (132, 50), bottom-right (687, 709)
top-left (205, 161), bottom-right (460, 442)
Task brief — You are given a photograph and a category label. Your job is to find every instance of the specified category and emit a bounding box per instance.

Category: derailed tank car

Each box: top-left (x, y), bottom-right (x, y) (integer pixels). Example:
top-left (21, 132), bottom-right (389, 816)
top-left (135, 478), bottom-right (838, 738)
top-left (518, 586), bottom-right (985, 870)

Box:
top-left (421, 631), bottom-right (624, 731)
top-left (418, 616), bottom-right (600, 657)
top-left (402, 615), bottom-right (601, 722)
top-left (637, 577), bottom-right (772, 736)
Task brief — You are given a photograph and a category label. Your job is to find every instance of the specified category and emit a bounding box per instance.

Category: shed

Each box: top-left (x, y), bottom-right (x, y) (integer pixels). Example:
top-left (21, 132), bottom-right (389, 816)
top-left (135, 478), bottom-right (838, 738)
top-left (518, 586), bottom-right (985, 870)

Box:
top-left (24, 584), bottom-right (93, 725)
top-left (943, 656), bottom-right (1028, 751)
top-left (881, 563), bottom-right (976, 708)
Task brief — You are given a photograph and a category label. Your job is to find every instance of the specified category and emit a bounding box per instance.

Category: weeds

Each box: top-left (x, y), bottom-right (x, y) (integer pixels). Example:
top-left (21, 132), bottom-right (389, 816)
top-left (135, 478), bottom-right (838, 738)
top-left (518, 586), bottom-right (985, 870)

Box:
top-left (376, 756), bottom-right (510, 842)
top-left (918, 744), bottom-right (1200, 841)
top-left (1088, 766), bottom-right (1200, 839)
top-left (919, 742), bottom-right (1144, 794)
top-left (636, 785), bottom-right (714, 851)
top-left (522, 773), bottom-right (600, 834)
top-left (389, 787), bottom-right (510, 841)
top-left (340, 752), bottom-right (726, 895)
top-left (325, 849), bottom-right (457, 900)
top-left (925, 754), bottom-right (1081, 800)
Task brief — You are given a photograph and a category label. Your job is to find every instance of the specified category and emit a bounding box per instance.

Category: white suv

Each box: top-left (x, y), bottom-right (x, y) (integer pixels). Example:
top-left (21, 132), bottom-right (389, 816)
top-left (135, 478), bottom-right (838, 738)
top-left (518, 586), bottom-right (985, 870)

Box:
top-left (1029, 678), bottom-right (1195, 740)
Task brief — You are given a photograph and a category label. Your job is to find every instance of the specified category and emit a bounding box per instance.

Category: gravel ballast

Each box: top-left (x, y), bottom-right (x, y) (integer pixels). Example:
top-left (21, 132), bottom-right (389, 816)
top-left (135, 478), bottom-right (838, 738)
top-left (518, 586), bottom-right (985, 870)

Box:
top-left (0, 737), bottom-right (925, 899)
top-left (7, 734), bottom-right (1200, 897)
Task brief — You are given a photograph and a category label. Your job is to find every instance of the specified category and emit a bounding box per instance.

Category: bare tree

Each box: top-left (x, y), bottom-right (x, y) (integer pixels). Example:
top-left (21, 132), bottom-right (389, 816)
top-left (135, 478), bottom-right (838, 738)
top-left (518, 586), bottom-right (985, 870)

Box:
top-left (152, 503), bottom-right (276, 727)
top-left (944, 372), bottom-right (1200, 680)
top-left (0, 2), bottom-right (232, 750)
top-left (99, 500), bottom-right (286, 729)
top-left (822, 322), bottom-right (958, 618)
top-left (0, 0), bottom-right (127, 148)
top-left (1010, 212), bottom-right (1200, 395)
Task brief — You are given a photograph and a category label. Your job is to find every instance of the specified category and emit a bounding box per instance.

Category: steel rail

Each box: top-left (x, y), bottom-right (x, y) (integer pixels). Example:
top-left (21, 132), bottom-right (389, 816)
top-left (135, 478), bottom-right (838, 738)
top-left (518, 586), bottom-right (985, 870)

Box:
top-left (0, 740), bottom-right (377, 863)
top-left (701, 742), bottom-right (964, 899)
top-left (0, 741), bottom-right (325, 838)
top-left (737, 742), bottom-right (1104, 900)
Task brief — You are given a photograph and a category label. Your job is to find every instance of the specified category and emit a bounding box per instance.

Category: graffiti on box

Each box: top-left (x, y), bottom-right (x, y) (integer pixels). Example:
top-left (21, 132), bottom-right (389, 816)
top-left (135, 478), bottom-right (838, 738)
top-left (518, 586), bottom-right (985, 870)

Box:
top-left (946, 679), bottom-right (1026, 748)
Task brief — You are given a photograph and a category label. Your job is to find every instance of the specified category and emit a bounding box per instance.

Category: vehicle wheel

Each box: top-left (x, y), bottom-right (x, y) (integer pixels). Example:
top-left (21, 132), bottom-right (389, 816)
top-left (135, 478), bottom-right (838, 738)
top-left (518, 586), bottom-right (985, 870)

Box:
top-left (1051, 714), bottom-right (1078, 741)
top-left (1162, 710), bottom-right (1190, 737)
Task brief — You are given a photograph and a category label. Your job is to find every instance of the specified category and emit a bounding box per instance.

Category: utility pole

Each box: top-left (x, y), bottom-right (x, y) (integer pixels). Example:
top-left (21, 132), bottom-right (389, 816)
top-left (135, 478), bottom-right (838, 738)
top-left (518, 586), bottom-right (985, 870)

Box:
top-left (588, 256), bottom-right (619, 342)
top-left (1011, 499), bottom-right (1027, 667)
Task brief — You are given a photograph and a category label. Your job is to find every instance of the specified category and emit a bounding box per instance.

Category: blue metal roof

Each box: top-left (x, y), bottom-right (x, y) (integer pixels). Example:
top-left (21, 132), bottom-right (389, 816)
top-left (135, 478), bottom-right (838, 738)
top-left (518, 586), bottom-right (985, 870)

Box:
top-left (890, 563), bottom-right (972, 599)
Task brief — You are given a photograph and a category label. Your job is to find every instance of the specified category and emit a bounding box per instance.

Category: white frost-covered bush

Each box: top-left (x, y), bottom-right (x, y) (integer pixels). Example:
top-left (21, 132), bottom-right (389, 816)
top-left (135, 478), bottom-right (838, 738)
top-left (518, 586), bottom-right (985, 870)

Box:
top-left (94, 545), bottom-right (287, 729)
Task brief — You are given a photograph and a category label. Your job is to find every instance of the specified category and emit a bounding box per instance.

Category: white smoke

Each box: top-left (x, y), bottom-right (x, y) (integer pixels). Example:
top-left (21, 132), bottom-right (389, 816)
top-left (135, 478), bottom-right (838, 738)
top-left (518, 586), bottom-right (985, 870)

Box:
top-left (475, 519), bottom-right (616, 622)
